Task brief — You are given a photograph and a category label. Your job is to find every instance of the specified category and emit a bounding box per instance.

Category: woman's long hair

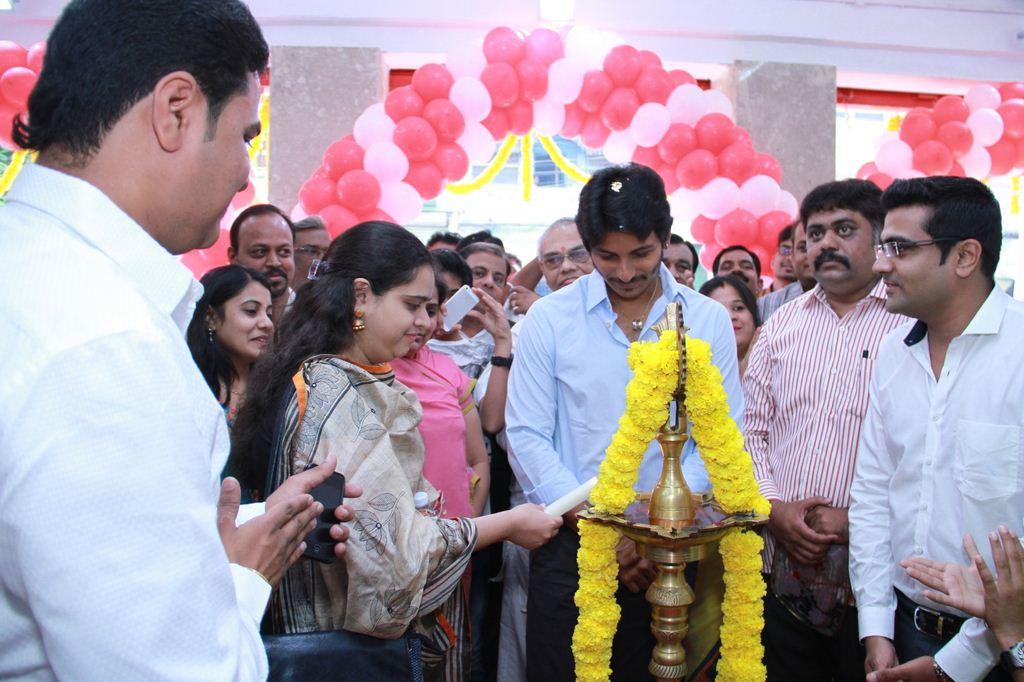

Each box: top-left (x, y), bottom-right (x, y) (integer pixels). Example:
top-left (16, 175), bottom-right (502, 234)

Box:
top-left (186, 265), bottom-right (272, 403)
top-left (230, 221), bottom-right (432, 492)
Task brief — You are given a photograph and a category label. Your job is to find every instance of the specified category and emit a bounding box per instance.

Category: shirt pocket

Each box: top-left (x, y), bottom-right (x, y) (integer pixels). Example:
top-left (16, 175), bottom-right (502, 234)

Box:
top-left (954, 419), bottom-right (1021, 500)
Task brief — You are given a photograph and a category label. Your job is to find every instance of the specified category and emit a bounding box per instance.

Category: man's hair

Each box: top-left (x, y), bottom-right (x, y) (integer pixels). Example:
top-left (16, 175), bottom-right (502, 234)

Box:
top-left (800, 179), bottom-right (885, 237)
top-left (455, 230), bottom-right (504, 251)
top-left (229, 204), bottom-right (296, 252)
top-left (778, 224), bottom-right (794, 246)
top-left (426, 231), bottom-right (463, 249)
top-left (293, 216), bottom-right (327, 233)
top-left (459, 240), bottom-right (510, 276)
top-left (14, 0), bottom-right (269, 160)
top-left (431, 248), bottom-right (473, 288)
top-left (667, 233), bottom-right (699, 268)
top-left (576, 163), bottom-right (673, 250)
top-left (882, 177), bottom-right (1002, 283)
top-left (713, 245), bottom-right (761, 277)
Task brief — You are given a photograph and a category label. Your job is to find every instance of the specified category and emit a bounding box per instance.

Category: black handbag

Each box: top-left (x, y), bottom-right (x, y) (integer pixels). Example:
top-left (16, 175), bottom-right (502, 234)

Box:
top-left (263, 630), bottom-right (425, 682)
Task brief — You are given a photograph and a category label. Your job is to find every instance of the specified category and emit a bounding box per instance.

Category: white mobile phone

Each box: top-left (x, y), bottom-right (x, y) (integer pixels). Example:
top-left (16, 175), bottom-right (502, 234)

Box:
top-left (442, 285), bottom-right (480, 332)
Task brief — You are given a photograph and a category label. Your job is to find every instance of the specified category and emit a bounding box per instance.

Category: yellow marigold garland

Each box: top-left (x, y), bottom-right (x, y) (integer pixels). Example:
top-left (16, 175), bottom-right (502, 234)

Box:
top-left (573, 332), bottom-right (769, 682)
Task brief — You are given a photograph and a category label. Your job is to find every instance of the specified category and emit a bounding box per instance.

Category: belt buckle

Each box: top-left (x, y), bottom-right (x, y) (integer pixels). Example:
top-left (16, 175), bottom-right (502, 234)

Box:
top-left (913, 604), bottom-right (942, 638)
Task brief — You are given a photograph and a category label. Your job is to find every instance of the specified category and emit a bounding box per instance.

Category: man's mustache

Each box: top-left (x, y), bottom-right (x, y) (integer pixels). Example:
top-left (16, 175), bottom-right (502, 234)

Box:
top-left (814, 251), bottom-right (851, 271)
top-left (264, 266), bottom-right (288, 280)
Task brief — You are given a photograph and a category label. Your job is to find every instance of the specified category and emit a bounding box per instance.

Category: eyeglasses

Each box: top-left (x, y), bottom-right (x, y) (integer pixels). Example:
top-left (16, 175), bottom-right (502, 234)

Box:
top-left (472, 267), bottom-right (507, 287)
top-left (778, 245), bottom-right (793, 256)
top-left (296, 245), bottom-right (327, 258)
top-left (541, 247), bottom-right (591, 269)
top-left (874, 238), bottom-right (963, 259)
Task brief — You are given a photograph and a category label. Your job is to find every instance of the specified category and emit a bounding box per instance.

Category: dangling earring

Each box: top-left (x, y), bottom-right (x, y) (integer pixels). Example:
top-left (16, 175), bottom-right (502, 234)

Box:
top-left (352, 310), bottom-right (366, 332)
top-left (207, 327), bottom-right (215, 343)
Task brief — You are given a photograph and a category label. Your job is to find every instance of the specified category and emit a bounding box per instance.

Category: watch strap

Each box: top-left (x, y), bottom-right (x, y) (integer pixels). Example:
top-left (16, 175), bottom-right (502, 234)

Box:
top-left (1001, 641), bottom-right (1024, 672)
top-left (491, 354), bottom-right (513, 368)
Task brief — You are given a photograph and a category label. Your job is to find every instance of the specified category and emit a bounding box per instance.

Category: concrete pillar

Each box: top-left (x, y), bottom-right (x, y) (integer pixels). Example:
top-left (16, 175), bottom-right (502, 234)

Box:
top-left (268, 46), bottom-right (385, 210)
top-left (715, 61), bottom-right (837, 204)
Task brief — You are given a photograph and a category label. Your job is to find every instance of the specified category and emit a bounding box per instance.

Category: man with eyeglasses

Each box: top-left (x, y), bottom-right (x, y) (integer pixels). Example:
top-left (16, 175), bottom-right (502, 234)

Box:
top-left (759, 221), bottom-right (817, 322)
top-left (768, 224), bottom-right (797, 293)
top-left (663, 234), bottom-right (698, 288)
top-left (851, 176), bottom-right (1023, 682)
top-left (290, 215), bottom-right (330, 287)
top-left (744, 179), bottom-right (907, 682)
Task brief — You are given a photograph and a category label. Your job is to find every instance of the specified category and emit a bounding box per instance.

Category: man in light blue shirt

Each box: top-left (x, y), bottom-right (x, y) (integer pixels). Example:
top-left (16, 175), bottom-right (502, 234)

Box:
top-left (506, 163), bottom-right (742, 681)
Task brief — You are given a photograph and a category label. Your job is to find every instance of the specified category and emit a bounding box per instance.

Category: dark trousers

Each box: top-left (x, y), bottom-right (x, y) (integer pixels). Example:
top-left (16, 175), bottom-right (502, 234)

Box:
top-left (762, 581), bottom-right (865, 682)
top-left (894, 591), bottom-right (1011, 682)
top-left (526, 527), bottom-right (655, 682)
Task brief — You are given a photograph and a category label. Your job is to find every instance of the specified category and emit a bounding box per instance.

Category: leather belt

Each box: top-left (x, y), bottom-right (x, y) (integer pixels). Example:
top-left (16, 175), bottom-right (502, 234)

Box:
top-left (896, 589), bottom-right (966, 644)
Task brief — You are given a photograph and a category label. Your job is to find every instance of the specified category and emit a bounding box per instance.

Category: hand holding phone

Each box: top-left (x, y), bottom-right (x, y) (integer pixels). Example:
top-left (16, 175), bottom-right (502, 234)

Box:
top-left (442, 284), bottom-right (480, 332)
top-left (302, 471), bottom-right (346, 563)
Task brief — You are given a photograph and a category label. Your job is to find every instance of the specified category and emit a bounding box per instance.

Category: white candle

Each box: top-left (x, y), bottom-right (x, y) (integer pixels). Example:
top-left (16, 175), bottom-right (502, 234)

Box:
top-left (545, 477), bottom-right (598, 517)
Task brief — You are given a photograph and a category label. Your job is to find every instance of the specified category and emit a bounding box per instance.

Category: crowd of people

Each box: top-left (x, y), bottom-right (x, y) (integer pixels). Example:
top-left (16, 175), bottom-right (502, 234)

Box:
top-left (1, 2), bottom-right (1023, 682)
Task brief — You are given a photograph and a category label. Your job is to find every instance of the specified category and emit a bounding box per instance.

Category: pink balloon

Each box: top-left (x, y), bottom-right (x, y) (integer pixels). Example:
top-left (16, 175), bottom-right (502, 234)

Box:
top-left (353, 103), bottom-right (395, 149)
top-left (932, 95), bottom-right (970, 125)
top-left (411, 63), bottom-right (454, 102)
top-left (657, 123), bottom-right (697, 165)
top-left (717, 141), bottom-right (757, 184)
top-left (898, 112), bottom-right (936, 148)
top-left (600, 88), bottom-right (640, 132)
top-left (697, 177), bottom-right (740, 220)
top-left (633, 145), bottom-right (662, 169)
top-left (774, 190), bottom-right (799, 220)
top-left (876, 139), bottom-right (913, 177)
top-left (533, 96), bottom-right (566, 137)
top-left (434, 142), bottom-right (470, 181)
top-left (629, 102), bottom-right (671, 147)
top-left (912, 139), bottom-right (954, 176)
top-left (516, 58), bottom-right (549, 102)
top-left (481, 107), bottom-right (510, 140)
top-left (525, 28), bottom-right (564, 66)
top-left (230, 180), bottom-right (256, 210)
top-left (755, 153), bottom-right (782, 184)
top-left (759, 211), bottom-right (793, 241)
top-left (694, 113), bottom-right (736, 154)
top-left (668, 70), bottom-right (697, 88)
top-left (675, 149), bottom-right (718, 191)
top-left (691, 215), bottom-right (717, 244)
top-left (547, 58), bottom-right (585, 105)
top-left (867, 172), bottom-right (894, 191)
top-left (561, 103), bottom-right (585, 139)
top-left (378, 182), bottom-right (423, 224)
top-left (320, 204), bottom-right (360, 238)
top-left (0, 67), bottom-right (37, 108)
top-left (666, 84), bottom-right (707, 126)
top-left (936, 121), bottom-right (974, 157)
top-left (422, 98), bottom-right (466, 142)
top-left (577, 70), bottom-right (614, 113)
top-left (457, 121), bottom-right (497, 164)
top-left (966, 108), bottom-right (1004, 147)
top-left (703, 90), bottom-right (734, 121)
top-left (384, 86), bottom-right (424, 122)
top-left (393, 116), bottom-right (439, 162)
top-left (960, 144), bottom-right (992, 178)
top-left (299, 175), bottom-right (338, 214)
top-left (988, 138), bottom-right (1016, 176)
top-left (603, 45), bottom-right (642, 87)
top-left (738, 175), bottom-right (781, 217)
top-left (322, 135), bottom-right (364, 180)
top-left (714, 209), bottom-right (759, 246)
top-left (483, 27), bottom-right (525, 64)
top-left (856, 162), bottom-right (878, 180)
top-left (580, 115), bottom-right (610, 149)
top-left (445, 43), bottom-right (486, 81)
top-left (998, 99), bottom-right (1024, 140)
top-left (603, 130), bottom-right (637, 164)
top-left (449, 77), bottom-right (492, 124)
top-left (1000, 83), bottom-right (1024, 102)
top-left (26, 42), bottom-right (44, 74)
top-left (480, 62), bottom-right (519, 108)
top-left (363, 141), bottom-right (410, 185)
top-left (699, 243), bottom-right (723, 271)
top-left (0, 41), bottom-right (27, 74)
top-left (634, 67), bottom-right (673, 105)
top-left (405, 161), bottom-right (445, 199)
top-left (290, 204), bottom-right (309, 222)
top-left (638, 50), bottom-right (663, 71)
top-left (965, 85), bottom-right (1000, 112)
top-left (336, 170), bottom-right (382, 216)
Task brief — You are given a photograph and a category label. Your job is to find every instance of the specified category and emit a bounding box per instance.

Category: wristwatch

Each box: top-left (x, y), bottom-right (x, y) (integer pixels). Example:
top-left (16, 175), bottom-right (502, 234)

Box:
top-left (1001, 640), bottom-right (1024, 673)
top-left (491, 354), bottom-right (513, 368)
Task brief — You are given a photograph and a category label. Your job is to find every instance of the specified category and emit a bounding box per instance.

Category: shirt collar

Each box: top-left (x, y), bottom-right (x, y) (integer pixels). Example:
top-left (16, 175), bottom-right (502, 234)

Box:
top-left (904, 284), bottom-right (1009, 346)
top-left (6, 164), bottom-right (201, 326)
top-left (583, 263), bottom-right (687, 313)
top-left (804, 277), bottom-right (888, 309)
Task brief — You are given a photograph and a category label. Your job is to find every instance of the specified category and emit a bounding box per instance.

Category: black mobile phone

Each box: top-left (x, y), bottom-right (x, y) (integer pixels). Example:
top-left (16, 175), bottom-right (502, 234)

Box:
top-left (302, 471), bottom-right (345, 564)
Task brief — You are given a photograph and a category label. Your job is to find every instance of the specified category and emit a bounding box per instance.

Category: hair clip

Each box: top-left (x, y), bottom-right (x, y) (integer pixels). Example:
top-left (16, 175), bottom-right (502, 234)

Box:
top-left (610, 181), bottom-right (623, 193)
top-left (308, 259), bottom-right (327, 281)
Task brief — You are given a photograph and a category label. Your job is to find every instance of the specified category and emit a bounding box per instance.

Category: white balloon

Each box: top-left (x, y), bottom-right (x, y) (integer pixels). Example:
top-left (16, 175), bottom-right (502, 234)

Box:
top-left (564, 26), bottom-right (609, 70)
top-left (965, 108), bottom-right (1005, 147)
top-left (876, 139), bottom-right (913, 177)
top-left (738, 175), bottom-right (781, 217)
top-left (290, 203), bottom-right (309, 222)
top-left (362, 141), bottom-right (409, 185)
top-left (603, 130), bottom-right (637, 164)
top-left (352, 103), bottom-right (395, 149)
top-left (697, 177), bottom-right (741, 220)
top-left (547, 57), bottom-right (586, 105)
top-left (377, 182), bottom-right (423, 224)
top-left (960, 143), bottom-right (993, 178)
top-left (703, 89), bottom-right (734, 121)
top-left (449, 77), bottom-right (492, 124)
top-left (666, 84), bottom-right (708, 126)
top-left (964, 85), bottom-right (1001, 113)
top-left (774, 190), bottom-right (799, 220)
top-left (669, 188), bottom-right (701, 226)
top-left (457, 122), bottom-right (497, 165)
top-left (873, 131), bottom-right (899, 157)
top-left (533, 96), bottom-right (566, 137)
top-left (629, 103), bottom-right (671, 147)
top-left (445, 41), bottom-right (486, 81)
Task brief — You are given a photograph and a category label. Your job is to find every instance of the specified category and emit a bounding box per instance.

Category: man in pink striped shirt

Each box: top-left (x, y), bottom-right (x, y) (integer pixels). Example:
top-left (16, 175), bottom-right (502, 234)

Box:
top-left (743, 179), bottom-right (908, 682)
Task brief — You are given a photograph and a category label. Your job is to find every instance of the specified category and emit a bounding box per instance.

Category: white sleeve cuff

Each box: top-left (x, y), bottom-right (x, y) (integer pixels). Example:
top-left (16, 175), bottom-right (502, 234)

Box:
top-left (857, 604), bottom-right (896, 641)
top-left (236, 502), bottom-right (266, 527)
top-left (229, 563), bottom-right (272, 626)
top-left (934, 618), bottom-right (1000, 682)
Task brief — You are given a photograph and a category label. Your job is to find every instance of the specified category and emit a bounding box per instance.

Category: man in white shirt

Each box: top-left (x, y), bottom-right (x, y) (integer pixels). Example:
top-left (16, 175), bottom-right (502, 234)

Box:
top-left (0, 2), bottom-right (355, 679)
top-left (850, 176), bottom-right (1022, 682)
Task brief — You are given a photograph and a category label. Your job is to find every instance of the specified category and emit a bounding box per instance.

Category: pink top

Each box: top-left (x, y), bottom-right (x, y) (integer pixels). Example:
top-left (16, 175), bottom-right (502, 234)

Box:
top-left (392, 347), bottom-right (476, 519)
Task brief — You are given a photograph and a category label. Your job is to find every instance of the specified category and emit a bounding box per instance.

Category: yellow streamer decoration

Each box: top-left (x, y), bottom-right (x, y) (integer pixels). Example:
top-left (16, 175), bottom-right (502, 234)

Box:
top-left (1012, 176), bottom-right (1020, 216)
top-left (538, 134), bottom-right (591, 184)
top-left (446, 134), bottom-right (519, 195)
top-left (248, 92), bottom-right (271, 163)
top-left (520, 132), bottom-right (533, 202)
top-left (886, 115), bottom-right (902, 132)
top-left (0, 149), bottom-right (30, 197)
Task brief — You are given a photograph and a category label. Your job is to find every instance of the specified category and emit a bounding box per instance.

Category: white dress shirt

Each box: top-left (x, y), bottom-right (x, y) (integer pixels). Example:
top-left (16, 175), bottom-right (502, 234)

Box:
top-left (0, 165), bottom-right (270, 680)
top-left (850, 285), bottom-right (1024, 682)
top-left (506, 265), bottom-right (743, 505)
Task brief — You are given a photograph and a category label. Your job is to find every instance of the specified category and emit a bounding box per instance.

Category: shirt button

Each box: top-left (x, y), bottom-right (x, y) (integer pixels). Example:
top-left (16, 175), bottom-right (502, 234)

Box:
top-left (914, 546), bottom-right (924, 555)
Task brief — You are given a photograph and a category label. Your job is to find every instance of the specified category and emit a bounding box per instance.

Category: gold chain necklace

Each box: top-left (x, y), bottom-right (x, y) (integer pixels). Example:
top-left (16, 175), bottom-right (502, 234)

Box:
top-left (625, 279), bottom-right (662, 339)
